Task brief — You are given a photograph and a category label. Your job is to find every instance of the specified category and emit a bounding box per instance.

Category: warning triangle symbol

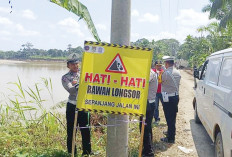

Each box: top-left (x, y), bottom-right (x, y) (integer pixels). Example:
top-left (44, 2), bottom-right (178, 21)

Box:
top-left (105, 53), bottom-right (127, 74)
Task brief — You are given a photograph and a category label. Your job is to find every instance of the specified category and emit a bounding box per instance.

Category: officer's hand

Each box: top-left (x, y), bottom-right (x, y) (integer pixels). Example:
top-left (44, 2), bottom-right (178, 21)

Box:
top-left (72, 80), bottom-right (77, 85)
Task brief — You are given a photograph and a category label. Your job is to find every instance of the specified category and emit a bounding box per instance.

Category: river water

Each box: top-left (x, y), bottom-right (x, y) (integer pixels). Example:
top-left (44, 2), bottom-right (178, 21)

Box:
top-left (0, 60), bottom-right (69, 110)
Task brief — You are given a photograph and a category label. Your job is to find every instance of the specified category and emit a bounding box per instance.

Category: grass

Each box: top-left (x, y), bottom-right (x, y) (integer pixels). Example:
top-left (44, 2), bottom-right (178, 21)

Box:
top-left (0, 78), bottom-right (168, 157)
top-left (0, 77), bottom-right (69, 156)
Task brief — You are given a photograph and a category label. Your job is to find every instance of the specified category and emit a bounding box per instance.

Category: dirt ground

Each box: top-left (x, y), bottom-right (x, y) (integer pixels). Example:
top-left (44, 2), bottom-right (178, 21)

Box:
top-left (153, 70), bottom-right (215, 157)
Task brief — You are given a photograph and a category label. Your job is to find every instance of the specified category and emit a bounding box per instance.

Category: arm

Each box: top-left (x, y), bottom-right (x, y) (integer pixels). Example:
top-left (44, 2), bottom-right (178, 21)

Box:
top-left (61, 75), bottom-right (78, 94)
top-left (148, 70), bottom-right (158, 101)
top-left (154, 74), bottom-right (158, 93)
top-left (149, 70), bottom-right (156, 82)
top-left (161, 71), bottom-right (169, 85)
top-left (150, 70), bottom-right (158, 90)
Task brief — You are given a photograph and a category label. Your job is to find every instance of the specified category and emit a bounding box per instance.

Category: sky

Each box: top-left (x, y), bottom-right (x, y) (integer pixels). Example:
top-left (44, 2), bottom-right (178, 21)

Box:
top-left (0, 0), bottom-right (212, 51)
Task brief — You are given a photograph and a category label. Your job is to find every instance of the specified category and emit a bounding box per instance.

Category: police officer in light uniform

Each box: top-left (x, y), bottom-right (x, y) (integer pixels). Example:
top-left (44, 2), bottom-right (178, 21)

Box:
top-left (152, 61), bottom-right (164, 124)
top-left (62, 53), bottom-right (92, 156)
top-left (160, 56), bottom-right (181, 143)
top-left (140, 69), bottom-right (158, 157)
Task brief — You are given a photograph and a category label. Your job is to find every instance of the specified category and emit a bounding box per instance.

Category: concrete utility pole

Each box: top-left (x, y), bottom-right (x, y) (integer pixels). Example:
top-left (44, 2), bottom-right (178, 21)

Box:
top-left (106, 0), bottom-right (131, 157)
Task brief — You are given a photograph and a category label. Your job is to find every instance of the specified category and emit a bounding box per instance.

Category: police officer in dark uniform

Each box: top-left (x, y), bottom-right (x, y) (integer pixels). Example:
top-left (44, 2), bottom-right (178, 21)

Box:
top-left (160, 56), bottom-right (181, 143)
top-left (62, 53), bottom-right (92, 156)
top-left (140, 69), bottom-right (158, 157)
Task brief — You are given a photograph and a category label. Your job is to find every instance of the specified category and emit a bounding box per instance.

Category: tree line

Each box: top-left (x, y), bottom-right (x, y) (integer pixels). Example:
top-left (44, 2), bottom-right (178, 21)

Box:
top-left (0, 43), bottom-right (84, 61)
top-left (0, 39), bottom-right (180, 63)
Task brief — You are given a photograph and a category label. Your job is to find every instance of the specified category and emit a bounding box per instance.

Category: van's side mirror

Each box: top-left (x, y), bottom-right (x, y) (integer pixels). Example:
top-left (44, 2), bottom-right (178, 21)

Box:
top-left (193, 67), bottom-right (199, 79)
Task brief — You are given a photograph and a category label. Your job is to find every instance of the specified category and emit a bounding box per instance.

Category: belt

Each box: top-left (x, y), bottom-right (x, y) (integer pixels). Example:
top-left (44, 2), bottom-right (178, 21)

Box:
top-left (148, 99), bottom-right (156, 103)
top-left (68, 99), bottom-right (77, 105)
top-left (168, 92), bottom-right (179, 97)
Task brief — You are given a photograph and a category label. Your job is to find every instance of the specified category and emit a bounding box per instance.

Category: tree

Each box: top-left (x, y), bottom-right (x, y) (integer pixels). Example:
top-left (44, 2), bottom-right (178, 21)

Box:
top-left (67, 44), bottom-right (72, 53)
top-left (177, 35), bottom-right (212, 67)
top-left (131, 38), bottom-right (180, 62)
top-left (0, 42), bottom-right (84, 60)
top-left (21, 42), bottom-right (33, 50)
top-left (131, 38), bottom-right (150, 47)
top-left (203, 0), bottom-right (232, 28)
top-left (198, 22), bottom-right (232, 52)
top-left (72, 46), bottom-right (83, 55)
top-left (155, 39), bottom-right (180, 56)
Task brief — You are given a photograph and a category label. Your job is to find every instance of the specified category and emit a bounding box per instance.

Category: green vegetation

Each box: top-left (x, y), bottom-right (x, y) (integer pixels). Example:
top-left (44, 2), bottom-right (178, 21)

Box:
top-left (178, 0), bottom-right (232, 67)
top-left (0, 78), bottom-right (146, 157)
top-left (204, 0), bottom-right (232, 28)
top-left (131, 38), bottom-right (180, 62)
top-left (0, 43), bottom-right (83, 61)
top-left (131, 24), bottom-right (232, 68)
top-left (0, 77), bottom-right (68, 156)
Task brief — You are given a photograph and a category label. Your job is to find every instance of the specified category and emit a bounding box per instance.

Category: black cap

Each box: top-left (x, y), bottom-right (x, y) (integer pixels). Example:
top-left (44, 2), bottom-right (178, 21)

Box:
top-left (155, 60), bottom-right (163, 65)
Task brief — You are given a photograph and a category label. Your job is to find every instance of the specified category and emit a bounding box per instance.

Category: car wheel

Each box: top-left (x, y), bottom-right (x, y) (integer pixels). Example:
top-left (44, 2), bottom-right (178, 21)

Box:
top-left (215, 132), bottom-right (224, 157)
top-left (194, 101), bottom-right (201, 124)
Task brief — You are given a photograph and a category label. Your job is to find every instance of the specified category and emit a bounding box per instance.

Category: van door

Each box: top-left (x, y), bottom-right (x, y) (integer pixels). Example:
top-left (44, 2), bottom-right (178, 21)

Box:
top-left (215, 57), bottom-right (232, 156)
top-left (202, 57), bottom-right (222, 138)
top-left (196, 60), bottom-right (209, 124)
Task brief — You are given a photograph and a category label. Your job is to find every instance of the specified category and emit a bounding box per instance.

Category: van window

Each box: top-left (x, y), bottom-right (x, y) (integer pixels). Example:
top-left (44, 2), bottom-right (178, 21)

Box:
top-left (205, 58), bottom-right (221, 84)
top-left (200, 61), bottom-right (208, 80)
top-left (219, 58), bottom-right (232, 90)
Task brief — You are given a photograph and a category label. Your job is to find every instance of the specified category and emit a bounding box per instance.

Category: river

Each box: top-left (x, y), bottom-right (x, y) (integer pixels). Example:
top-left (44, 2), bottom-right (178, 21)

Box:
top-left (0, 60), bottom-right (69, 110)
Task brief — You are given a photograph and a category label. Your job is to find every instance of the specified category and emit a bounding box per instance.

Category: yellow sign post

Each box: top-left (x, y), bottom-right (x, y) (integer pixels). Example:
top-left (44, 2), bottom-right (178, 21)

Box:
top-left (72, 41), bottom-right (153, 157)
top-left (77, 41), bottom-right (153, 116)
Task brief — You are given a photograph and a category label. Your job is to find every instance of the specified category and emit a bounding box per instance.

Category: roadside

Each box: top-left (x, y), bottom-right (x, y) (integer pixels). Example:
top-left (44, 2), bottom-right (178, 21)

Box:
top-left (153, 70), bottom-right (215, 157)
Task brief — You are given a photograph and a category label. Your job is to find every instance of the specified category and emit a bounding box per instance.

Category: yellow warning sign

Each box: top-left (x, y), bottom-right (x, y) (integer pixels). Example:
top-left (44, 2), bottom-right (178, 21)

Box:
top-left (77, 41), bottom-right (153, 116)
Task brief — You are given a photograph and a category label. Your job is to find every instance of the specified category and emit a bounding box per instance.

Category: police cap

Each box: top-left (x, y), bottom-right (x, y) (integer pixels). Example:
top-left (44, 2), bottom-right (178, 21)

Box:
top-left (162, 56), bottom-right (175, 62)
top-left (67, 53), bottom-right (79, 64)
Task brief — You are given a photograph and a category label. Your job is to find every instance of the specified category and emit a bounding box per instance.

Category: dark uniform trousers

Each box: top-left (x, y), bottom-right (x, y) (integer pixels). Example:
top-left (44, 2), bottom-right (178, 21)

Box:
top-left (66, 102), bottom-right (91, 155)
top-left (162, 95), bottom-right (179, 141)
top-left (140, 101), bottom-right (155, 156)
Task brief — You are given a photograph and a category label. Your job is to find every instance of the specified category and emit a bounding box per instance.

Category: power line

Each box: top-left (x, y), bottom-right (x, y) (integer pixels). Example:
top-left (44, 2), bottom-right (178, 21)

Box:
top-left (9, 0), bottom-right (13, 13)
top-left (175, 0), bottom-right (180, 36)
top-left (159, 0), bottom-right (165, 32)
top-left (168, 0), bottom-right (171, 32)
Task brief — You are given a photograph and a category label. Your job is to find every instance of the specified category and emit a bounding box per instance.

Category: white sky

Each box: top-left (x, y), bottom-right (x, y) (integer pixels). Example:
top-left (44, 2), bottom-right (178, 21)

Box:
top-left (0, 0), bottom-right (212, 51)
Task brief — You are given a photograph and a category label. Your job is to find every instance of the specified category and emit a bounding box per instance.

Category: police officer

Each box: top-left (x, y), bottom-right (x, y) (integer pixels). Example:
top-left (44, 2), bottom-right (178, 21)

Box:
top-left (160, 56), bottom-right (181, 143)
top-left (152, 61), bottom-right (164, 124)
top-left (140, 69), bottom-right (158, 157)
top-left (62, 53), bottom-right (92, 156)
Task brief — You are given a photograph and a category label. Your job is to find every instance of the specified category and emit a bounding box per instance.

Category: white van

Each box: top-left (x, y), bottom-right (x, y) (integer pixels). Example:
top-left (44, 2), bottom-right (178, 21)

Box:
top-left (193, 48), bottom-right (232, 157)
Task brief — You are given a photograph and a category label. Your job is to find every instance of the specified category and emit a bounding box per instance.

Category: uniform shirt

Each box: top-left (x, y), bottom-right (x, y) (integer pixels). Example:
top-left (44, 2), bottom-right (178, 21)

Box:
top-left (152, 68), bottom-right (164, 93)
top-left (61, 71), bottom-right (80, 105)
top-left (148, 69), bottom-right (158, 103)
top-left (161, 66), bottom-right (181, 94)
